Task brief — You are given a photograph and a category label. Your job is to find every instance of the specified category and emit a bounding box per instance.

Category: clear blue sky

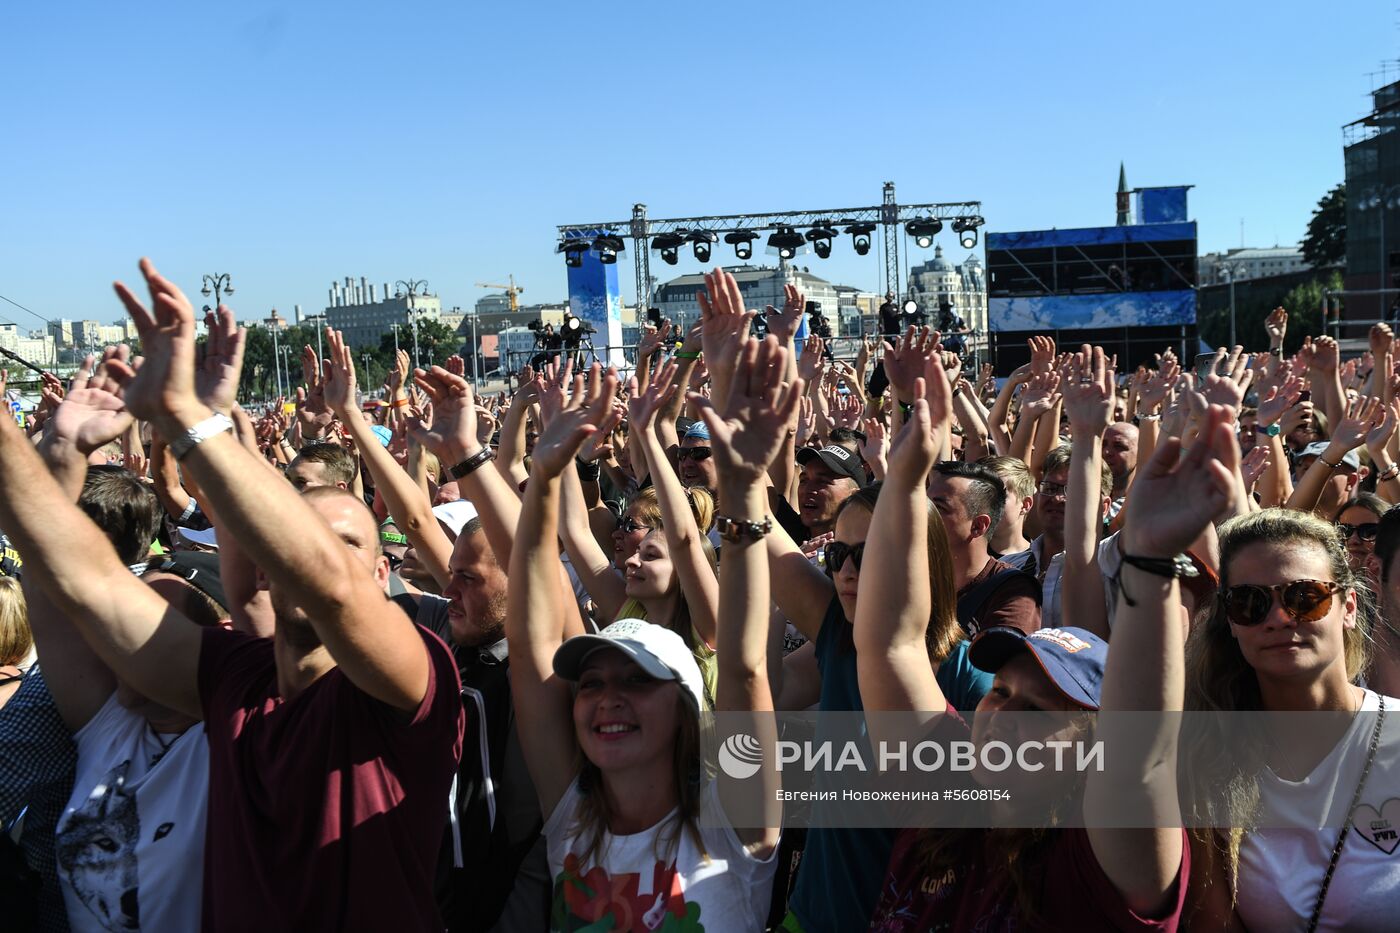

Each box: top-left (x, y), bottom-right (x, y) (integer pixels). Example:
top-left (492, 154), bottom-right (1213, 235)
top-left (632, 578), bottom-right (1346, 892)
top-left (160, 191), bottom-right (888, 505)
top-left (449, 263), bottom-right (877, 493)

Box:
top-left (1, 1), bottom-right (1394, 330)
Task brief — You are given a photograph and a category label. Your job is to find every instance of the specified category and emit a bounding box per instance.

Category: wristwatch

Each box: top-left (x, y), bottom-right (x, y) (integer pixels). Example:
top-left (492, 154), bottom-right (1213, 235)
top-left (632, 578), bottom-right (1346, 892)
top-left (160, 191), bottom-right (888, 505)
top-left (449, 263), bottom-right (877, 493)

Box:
top-left (168, 413), bottom-right (234, 461)
top-left (714, 515), bottom-right (772, 543)
top-left (1255, 423), bottom-right (1282, 437)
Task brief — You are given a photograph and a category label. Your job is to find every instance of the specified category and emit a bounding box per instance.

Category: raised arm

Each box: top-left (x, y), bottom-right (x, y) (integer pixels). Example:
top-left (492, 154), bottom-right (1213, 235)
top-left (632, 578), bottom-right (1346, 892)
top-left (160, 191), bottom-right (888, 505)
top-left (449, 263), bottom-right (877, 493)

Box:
top-left (1061, 345), bottom-right (1114, 640)
top-left (1285, 396), bottom-right (1380, 515)
top-left (505, 364), bottom-right (619, 817)
top-left (1086, 405), bottom-right (1236, 916)
top-left (630, 361), bottom-right (720, 649)
top-left (696, 267), bottom-right (756, 414)
top-left (854, 368), bottom-right (950, 713)
top-left (693, 335), bottom-right (797, 854)
top-left (323, 329), bottom-right (454, 590)
top-left (112, 259), bottom-right (429, 712)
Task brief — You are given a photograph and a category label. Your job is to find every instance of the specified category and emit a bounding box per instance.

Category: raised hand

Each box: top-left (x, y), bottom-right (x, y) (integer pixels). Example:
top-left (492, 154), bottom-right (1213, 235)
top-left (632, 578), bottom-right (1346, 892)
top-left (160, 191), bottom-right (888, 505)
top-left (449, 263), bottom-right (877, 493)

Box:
top-left (385, 348), bottom-right (411, 398)
top-left (1265, 307), bottom-right (1288, 346)
top-left (1197, 346), bottom-right (1253, 415)
top-left (322, 329), bottom-right (358, 414)
top-left (47, 352), bottom-right (135, 454)
top-left (1366, 400), bottom-right (1397, 454)
top-left (1310, 335), bottom-right (1340, 374)
top-left (579, 401), bottom-right (626, 463)
top-left (1240, 444), bottom-right (1271, 492)
top-left (1256, 374), bottom-right (1304, 427)
top-left (882, 326), bottom-right (942, 404)
top-left (792, 335), bottom-right (822, 385)
top-left (1028, 335), bottom-right (1056, 373)
top-left (764, 282), bottom-right (806, 344)
top-left (108, 258), bottom-right (200, 423)
top-left (697, 267), bottom-right (756, 403)
top-left (1019, 370), bottom-right (1061, 420)
top-left (689, 336), bottom-right (802, 487)
top-left (1329, 395), bottom-right (1384, 453)
top-left (794, 395), bottom-right (815, 447)
top-left (1121, 404), bottom-right (1239, 558)
top-left (1372, 323), bottom-right (1394, 359)
top-left (446, 355), bottom-right (466, 378)
top-left (636, 321), bottom-right (671, 360)
top-left (858, 415), bottom-right (888, 470)
top-left (830, 388), bottom-right (864, 430)
top-left (196, 306), bottom-right (247, 414)
top-left (1138, 359), bottom-right (1183, 413)
top-left (885, 378), bottom-right (939, 489)
top-left (626, 359), bottom-right (679, 432)
top-left (530, 364), bottom-right (619, 479)
top-left (407, 366), bottom-right (484, 467)
top-left (1062, 344), bottom-right (1114, 433)
top-left (536, 356), bottom-right (575, 426)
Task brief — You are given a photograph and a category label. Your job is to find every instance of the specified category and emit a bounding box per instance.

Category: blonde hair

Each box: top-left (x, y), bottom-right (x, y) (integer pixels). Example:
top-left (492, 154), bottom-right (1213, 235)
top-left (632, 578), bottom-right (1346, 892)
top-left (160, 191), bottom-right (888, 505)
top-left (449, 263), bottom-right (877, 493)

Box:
top-left (1182, 508), bottom-right (1370, 912)
top-left (629, 486), bottom-right (715, 534)
top-left (0, 577), bottom-right (32, 666)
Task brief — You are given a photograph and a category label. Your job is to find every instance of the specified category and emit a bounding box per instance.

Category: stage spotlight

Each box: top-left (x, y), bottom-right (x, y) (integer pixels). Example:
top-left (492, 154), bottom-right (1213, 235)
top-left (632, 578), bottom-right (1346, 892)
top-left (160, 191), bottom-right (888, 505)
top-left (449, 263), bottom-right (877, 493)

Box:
top-left (558, 239), bottom-right (592, 268)
top-left (724, 231), bottom-right (758, 261)
top-left (905, 219), bottom-right (942, 249)
top-left (805, 222), bottom-right (837, 260)
top-left (844, 222), bottom-right (876, 256)
top-left (592, 235), bottom-right (625, 264)
top-left (952, 216), bottom-right (984, 250)
top-left (688, 230), bottom-right (718, 263)
top-left (651, 233), bottom-right (685, 266)
top-left (767, 226), bottom-right (805, 260)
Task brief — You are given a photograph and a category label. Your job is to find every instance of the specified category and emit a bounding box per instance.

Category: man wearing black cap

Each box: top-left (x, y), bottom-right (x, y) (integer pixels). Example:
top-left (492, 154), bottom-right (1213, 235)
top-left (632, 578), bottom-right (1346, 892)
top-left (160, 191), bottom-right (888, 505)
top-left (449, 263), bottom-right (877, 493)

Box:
top-left (777, 444), bottom-right (866, 545)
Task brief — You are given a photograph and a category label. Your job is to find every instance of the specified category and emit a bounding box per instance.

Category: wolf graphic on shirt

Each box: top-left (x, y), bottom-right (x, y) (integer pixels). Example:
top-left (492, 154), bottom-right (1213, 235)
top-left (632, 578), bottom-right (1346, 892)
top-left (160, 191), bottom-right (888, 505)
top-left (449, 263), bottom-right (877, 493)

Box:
top-left (55, 761), bottom-right (142, 931)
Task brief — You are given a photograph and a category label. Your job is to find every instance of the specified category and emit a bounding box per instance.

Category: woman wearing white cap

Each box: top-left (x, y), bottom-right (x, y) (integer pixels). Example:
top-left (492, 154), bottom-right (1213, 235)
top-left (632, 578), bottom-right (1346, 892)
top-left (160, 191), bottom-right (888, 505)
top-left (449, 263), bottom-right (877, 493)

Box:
top-left (507, 343), bottom-right (794, 932)
top-left (858, 373), bottom-right (1240, 929)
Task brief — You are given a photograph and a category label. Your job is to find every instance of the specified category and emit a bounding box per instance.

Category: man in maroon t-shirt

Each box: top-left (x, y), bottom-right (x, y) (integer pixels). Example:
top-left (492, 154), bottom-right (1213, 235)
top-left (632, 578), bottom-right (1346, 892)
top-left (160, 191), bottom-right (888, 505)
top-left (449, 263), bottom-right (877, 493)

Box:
top-left (0, 261), bottom-right (464, 932)
top-left (927, 461), bottom-right (1041, 636)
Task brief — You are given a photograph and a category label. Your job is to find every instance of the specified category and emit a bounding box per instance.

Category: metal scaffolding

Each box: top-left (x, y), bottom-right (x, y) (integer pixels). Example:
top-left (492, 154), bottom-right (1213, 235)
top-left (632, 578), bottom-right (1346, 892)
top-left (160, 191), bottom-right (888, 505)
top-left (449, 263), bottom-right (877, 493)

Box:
top-left (557, 182), bottom-right (982, 312)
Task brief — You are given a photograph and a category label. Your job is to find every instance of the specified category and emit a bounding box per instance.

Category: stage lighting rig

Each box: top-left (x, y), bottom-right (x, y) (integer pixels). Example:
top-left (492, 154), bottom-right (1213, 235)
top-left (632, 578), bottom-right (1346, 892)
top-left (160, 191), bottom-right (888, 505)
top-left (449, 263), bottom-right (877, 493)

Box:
top-left (687, 230), bottom-right (718, 263)
top-left (593, 235), bottom-right (625, 264)
top-left (558, 239), bottom-right (592, 268)
top-left (843, 221), bottom-right (876, 256)
top-left (805, 222), bottom-right (838, 259)
top-left (905, 219), bottom-right (942, 249)
top-left (767, 226), bottom-right (805, 260)
top-left (952, 216), bottom-right (984, 249)
top-left (724, 231), bottom-right (758, 260)
top-left (651, 232), bottom-right (685, 265)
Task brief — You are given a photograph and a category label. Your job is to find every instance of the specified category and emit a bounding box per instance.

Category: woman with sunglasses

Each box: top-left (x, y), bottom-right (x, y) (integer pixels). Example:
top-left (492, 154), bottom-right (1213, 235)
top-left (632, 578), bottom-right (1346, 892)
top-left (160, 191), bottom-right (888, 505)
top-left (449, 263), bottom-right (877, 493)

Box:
top-left (507, 345), bottom-right (786, 932)
top-left (1182, 507), bottom-right (1400, 930)
top-left (1334, 492), bottom-right (1390, 579)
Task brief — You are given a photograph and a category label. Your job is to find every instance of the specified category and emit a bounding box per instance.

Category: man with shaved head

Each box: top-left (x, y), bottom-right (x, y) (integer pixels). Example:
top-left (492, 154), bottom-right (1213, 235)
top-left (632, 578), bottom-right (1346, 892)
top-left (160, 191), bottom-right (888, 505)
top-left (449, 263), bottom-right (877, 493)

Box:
top-left (1101, 421), bottom-right (1138, 522)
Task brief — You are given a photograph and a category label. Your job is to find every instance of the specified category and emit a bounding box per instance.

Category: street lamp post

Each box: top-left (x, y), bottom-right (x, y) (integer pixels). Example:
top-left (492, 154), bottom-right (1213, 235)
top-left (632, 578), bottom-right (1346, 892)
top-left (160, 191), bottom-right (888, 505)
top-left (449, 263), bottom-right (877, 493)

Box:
top-left (395, 279), bottom-right (429, 371)
top-left (266, 315), bottom-right (283, 400)
top-left (1219, 262), bottom-right (1245, 349)
top-left (280, 345), bottom-right (294, 399)
top-left (470, 309), bottom-right (481, 390)
top-left (362, 353), bottom-right (372, 392)
top-left (201, 273), bottom-right (235, 316)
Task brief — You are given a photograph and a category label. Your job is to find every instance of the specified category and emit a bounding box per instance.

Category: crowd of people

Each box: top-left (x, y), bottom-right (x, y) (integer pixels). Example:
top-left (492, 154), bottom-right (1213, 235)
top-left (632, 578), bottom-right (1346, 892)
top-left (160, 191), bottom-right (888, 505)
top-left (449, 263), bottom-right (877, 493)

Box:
top-left (2, 259), bottom-right (1399, 931)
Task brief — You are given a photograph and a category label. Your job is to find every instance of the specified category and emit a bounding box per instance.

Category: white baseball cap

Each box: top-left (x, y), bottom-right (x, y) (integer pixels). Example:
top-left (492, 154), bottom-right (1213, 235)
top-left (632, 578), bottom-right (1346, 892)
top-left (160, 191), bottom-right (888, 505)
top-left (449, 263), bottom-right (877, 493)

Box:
top-left (431, 499), bottom-right (479, 537)
top-left (553, 618), bottom-right (705, 711)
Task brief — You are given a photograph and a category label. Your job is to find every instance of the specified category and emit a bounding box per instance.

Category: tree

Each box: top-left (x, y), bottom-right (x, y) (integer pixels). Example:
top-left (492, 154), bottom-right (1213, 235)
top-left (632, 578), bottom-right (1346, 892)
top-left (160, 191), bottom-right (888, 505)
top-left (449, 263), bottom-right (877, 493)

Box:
top-left (1301, 183), bottom-right (1346, 269)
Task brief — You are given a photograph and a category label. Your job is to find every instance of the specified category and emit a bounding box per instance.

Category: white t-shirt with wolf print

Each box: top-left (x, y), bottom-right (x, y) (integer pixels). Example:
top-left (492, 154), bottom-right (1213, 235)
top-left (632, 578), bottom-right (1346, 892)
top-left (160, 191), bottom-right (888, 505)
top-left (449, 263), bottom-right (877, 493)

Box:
top-left (55, 692), bottom-right (208, 933)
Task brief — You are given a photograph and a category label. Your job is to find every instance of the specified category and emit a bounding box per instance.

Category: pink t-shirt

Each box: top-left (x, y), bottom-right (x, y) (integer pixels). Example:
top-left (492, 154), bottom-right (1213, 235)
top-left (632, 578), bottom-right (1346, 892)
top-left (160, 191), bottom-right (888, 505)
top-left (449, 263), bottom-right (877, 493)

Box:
top-left (197, 624), bottom-right (465, 932)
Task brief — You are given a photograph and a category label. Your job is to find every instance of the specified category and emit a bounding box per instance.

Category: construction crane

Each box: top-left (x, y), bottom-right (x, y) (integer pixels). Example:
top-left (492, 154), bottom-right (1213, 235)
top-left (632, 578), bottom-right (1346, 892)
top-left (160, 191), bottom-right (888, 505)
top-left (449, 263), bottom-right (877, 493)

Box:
top-left (474, 275), bottom-right (524, 312)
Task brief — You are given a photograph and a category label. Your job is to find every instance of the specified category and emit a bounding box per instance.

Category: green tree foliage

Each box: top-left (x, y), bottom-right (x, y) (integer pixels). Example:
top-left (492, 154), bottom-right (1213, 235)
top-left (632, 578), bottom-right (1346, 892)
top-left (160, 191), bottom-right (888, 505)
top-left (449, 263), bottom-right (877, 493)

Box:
top-left (1301, 183), bottom-right (1346, 269)
top-left (1197, 270), bottom-right (1340, 352)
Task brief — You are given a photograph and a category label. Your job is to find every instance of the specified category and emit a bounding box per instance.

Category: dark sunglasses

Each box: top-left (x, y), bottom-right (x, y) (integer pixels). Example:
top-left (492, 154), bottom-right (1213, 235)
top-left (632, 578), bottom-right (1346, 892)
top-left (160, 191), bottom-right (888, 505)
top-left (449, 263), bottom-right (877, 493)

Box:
top-left (823, 541), bottom-right (866, 576)
top-left (616, 517), bottom-right (647, 534)
top-left (1337, 522), bottom-right (1380, 542)
top-left (1221, 579), bottom-right (1342, 627)
top-left (678, 447), bottom-right (712, 462)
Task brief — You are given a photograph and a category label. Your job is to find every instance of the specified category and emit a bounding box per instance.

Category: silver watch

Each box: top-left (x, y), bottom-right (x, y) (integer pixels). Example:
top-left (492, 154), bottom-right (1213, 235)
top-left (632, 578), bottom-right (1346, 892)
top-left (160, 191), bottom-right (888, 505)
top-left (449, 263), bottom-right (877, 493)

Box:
top-left (168, 413), bottom-right (234, 461)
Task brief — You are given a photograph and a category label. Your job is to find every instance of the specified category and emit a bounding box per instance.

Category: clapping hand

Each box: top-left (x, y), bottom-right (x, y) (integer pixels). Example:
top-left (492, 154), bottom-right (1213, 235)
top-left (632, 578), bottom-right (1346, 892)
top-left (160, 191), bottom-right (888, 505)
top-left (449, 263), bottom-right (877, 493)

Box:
top-left (196, 307), bottom-right (246, 414)
top-left (1019, 370), bottom-right (1061, 420)
top-left (1122, 404), bottom-right (1239, 557)
top-left (689, 336), bottom-right (803, 488)
top-left (626, 359), bottom-right (679, 433)
top-left (764, 282), bottom-right (806, 344)
top-left (408, 366), bottom-right (484, 466)
top-left (109, 258), bottom-right (200, 424)
top-left (882, 326), bottom-right (942, 404)
top-left (530, 364), bottom-right (619, 479)
top-left (1061, 344), bottom-right (1114, 434)
top-left (47, 350), bottom-right (136, 455)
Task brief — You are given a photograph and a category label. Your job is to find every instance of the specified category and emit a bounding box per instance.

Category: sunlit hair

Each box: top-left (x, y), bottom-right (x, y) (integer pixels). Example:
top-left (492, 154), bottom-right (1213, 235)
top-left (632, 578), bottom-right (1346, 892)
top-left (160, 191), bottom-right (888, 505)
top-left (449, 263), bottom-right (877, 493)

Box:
top-left (979, 454), bottom-right (1037, 502)
top-left (630, 486), bottom-right (715, 535)
top-left (0, 577), bottom-right (31, 666)
top-left (1182, 508), bottom-right (1370, 915)
top-left (570, 685), bottom-right (708, 869)
top-left (835, 482), bottom-right (962, 667)
top-left (1332, 492), bottom-right (1388, 525)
